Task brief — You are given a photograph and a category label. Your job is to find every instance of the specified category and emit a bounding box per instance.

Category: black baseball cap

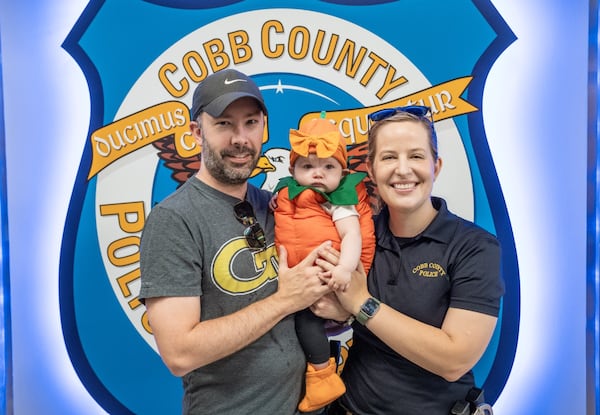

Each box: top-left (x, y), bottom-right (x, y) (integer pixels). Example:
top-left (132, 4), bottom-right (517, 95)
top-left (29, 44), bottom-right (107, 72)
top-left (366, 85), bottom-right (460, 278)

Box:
top-left (190, 69), bottom-right (267, 120)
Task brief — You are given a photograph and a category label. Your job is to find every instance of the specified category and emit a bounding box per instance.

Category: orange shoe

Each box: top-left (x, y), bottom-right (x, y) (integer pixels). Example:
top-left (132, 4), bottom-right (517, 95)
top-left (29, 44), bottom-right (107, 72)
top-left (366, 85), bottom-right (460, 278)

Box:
top-left (298, 358), bottom-right (346, 412)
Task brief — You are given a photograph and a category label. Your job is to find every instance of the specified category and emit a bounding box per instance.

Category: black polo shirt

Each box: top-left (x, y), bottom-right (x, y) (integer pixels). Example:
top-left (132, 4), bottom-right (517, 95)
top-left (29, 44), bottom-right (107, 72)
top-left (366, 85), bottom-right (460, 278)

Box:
top-left (340, 197), bottom-right (505, 415)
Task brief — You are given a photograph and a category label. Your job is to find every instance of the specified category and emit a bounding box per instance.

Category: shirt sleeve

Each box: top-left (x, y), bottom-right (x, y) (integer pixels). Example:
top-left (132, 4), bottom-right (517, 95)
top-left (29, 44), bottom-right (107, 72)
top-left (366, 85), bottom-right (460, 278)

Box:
top-left (321, 203), bottom-right (359, 222)
top-left (139, 205), bottom-right (204, 302)
top-left (449, 231), bottom-right (504, 317)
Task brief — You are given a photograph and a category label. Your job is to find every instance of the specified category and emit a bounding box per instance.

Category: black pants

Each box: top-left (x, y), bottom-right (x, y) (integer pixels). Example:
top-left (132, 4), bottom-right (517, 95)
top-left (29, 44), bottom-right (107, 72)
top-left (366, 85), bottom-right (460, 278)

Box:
top-left (327, 400), bottom-right (352, 415)
top-left (295, 308), bottom-right (330, 364)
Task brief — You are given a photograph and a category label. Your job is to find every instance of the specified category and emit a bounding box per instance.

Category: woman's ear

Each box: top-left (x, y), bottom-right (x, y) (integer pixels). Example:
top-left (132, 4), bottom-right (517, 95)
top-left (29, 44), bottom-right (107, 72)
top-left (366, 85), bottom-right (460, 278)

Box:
top-left (367, 160), bottom-right (375, 183)
top-left (433, 157), bottom-right (443, 180)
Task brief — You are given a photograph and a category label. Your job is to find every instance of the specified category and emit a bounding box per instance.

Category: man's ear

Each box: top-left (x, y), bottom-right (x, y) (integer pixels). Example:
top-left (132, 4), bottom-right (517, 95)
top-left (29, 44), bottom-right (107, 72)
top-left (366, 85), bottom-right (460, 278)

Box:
top-left (190, 120), bottom-right (202, 141)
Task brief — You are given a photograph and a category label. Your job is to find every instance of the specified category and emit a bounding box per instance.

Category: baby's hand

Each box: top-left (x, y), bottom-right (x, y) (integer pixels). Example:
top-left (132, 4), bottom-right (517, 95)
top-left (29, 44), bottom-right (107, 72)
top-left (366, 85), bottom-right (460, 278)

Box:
top-left (329, 265), bottom-right (351, 292)
top-left (269, 193), bottom-right (279, 211)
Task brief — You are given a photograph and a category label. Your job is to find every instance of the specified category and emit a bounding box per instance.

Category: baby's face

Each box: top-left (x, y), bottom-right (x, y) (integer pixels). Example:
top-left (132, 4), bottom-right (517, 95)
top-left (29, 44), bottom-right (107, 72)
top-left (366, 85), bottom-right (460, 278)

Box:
top-left (291, 154), bottom-right (344, 193)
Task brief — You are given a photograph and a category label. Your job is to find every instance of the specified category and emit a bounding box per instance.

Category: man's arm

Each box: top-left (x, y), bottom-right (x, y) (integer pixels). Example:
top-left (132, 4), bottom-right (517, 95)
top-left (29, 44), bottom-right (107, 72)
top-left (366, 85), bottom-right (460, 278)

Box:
top-left (146, 243), bottom-right (332, 377)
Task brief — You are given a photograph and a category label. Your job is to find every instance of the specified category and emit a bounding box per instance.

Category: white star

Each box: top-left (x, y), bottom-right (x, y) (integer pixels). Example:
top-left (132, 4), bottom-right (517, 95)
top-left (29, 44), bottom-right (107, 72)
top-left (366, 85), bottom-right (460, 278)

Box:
top-left (276, 80), bottom-right (284, 94)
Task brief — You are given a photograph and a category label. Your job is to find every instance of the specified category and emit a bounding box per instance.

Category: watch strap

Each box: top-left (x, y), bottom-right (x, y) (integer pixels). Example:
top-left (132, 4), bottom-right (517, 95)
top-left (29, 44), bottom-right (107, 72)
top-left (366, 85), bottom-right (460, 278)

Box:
top-left (356, 297), bottom-right (381, 325)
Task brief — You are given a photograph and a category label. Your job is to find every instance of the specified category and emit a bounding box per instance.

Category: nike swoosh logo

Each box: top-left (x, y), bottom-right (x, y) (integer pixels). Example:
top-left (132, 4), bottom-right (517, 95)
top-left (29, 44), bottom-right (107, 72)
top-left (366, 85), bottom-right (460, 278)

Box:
top-left (224, 78), bottom-right (248, 85)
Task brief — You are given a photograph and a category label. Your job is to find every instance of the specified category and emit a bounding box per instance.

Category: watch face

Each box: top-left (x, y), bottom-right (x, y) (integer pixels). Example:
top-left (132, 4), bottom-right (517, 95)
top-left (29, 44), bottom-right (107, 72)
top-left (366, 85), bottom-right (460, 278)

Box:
top-left (362, 298), bottom-right (380, 316)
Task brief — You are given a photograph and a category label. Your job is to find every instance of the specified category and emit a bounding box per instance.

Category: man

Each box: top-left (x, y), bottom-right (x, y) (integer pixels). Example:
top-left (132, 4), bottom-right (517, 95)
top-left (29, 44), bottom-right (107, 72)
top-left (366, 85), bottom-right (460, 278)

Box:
top-left (139, 69), bottom-right (331, 414)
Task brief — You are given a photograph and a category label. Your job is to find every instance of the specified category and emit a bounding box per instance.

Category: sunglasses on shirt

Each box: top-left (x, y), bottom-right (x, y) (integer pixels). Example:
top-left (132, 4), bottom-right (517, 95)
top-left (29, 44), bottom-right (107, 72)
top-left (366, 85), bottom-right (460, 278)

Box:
top-left (233, 200), bottom-right (267, 250)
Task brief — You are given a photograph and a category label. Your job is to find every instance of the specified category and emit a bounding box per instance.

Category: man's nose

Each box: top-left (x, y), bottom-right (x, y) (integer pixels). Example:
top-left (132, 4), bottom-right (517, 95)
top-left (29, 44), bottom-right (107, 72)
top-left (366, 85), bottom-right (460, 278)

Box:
top-left (230, 126), bottom-right (249, 146)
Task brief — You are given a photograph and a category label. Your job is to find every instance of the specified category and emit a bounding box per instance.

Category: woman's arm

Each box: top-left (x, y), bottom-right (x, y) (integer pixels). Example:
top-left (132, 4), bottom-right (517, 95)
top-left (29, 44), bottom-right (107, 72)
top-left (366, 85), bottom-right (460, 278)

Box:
top-left (317, 247), bottom-right (498, 382)
top-left (364, 302), bottom-right (497, 381)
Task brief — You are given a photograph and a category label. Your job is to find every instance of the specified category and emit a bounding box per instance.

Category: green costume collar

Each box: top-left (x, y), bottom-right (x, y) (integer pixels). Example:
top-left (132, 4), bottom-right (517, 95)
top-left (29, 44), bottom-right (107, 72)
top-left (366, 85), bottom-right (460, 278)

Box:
top-left (274, 172), bottom-right (366, 205)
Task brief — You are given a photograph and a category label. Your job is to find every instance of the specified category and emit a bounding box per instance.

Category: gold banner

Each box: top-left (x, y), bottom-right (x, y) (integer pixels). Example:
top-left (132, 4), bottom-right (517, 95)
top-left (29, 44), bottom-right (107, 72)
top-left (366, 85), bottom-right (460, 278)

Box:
top-left (299, 76), bottom-right (478, 145)
top-left (88, 101), bottom-right (190, 179)
top-left (87, 77), bottom-right (475, 179)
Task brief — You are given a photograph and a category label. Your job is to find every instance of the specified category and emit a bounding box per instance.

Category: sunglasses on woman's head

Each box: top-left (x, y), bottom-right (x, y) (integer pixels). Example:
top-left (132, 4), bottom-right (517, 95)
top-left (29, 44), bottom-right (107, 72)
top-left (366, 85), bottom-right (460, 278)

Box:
top-left (233, 200), bottom-right (267, 250)
top-left (368, 105), bottom-right (433, 123)
top-left (368, 105), bottom-right (438, 146)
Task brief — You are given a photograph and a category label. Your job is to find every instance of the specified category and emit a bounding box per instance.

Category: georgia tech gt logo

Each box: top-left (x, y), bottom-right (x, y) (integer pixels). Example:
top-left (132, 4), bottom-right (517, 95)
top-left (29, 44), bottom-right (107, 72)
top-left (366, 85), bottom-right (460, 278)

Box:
top-left (212, 242), bottom-right (278, 294)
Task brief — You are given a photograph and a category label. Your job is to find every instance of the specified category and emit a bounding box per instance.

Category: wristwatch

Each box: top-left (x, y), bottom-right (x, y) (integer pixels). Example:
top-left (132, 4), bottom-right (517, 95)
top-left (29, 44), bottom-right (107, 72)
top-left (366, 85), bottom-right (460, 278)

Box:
top-left (356, 297), bottom-right (381, 325)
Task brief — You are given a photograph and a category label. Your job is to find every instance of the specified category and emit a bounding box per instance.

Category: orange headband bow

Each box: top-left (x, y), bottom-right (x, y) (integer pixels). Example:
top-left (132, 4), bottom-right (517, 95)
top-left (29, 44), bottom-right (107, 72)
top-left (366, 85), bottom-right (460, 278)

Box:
top-left (288, 118), bottom-right (348, 168)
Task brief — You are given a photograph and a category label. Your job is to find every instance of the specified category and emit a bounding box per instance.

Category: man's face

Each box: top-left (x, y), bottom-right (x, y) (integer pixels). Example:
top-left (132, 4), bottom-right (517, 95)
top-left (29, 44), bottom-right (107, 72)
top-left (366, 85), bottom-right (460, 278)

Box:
top-left (193, 97), bottom-right (265, 185)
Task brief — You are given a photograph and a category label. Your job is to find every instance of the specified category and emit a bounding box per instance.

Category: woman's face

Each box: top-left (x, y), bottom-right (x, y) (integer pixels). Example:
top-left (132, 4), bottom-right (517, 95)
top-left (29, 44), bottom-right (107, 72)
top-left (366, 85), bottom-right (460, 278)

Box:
top-left (368, 120), bottom-right (442, 215)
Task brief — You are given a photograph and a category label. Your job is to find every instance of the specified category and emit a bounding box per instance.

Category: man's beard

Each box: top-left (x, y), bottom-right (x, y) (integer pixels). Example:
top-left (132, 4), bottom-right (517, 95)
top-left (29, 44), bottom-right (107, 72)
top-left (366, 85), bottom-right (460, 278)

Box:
top-left (201, 137), bottom-right (258, 185)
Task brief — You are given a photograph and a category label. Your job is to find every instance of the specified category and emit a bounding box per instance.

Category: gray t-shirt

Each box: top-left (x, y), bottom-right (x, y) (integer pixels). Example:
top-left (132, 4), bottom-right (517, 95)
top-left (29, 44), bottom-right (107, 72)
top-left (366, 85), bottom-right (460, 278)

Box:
top-left (139, 177), bottom-right (307, 415)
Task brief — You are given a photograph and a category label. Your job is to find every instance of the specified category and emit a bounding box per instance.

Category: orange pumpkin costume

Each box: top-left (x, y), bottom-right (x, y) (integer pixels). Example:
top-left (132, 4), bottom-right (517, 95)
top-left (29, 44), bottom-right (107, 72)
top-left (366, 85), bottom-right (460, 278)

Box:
top-left (274, 177), bottom-right (375, 274)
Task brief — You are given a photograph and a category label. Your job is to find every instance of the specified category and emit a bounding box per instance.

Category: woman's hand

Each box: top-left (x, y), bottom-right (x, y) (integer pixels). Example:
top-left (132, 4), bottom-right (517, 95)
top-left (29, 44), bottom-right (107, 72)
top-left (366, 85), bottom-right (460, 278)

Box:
top-left (316, 246), bottom-right (371, 316)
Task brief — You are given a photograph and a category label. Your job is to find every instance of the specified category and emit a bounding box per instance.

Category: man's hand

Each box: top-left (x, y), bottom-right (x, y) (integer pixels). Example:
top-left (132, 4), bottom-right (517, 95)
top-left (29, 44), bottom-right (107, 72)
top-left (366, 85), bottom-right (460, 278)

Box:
top-left (275, 242), bottom-right (333, 314)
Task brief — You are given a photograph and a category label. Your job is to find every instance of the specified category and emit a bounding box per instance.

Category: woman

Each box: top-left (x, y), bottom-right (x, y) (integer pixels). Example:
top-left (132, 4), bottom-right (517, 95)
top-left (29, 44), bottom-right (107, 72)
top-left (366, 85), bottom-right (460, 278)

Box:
top-left (314, 106), bottom-right (505, 414)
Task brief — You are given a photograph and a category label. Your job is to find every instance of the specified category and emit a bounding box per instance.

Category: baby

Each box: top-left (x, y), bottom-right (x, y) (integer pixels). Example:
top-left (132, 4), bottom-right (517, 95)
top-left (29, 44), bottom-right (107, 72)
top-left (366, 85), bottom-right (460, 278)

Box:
top-left (274, 114), bottom-right (375, 412)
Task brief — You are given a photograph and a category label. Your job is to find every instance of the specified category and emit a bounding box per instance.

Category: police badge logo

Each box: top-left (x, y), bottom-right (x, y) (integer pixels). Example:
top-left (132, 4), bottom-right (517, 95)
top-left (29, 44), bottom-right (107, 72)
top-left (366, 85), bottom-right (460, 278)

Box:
top-left (61, 1), bottom-right (519, 412)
